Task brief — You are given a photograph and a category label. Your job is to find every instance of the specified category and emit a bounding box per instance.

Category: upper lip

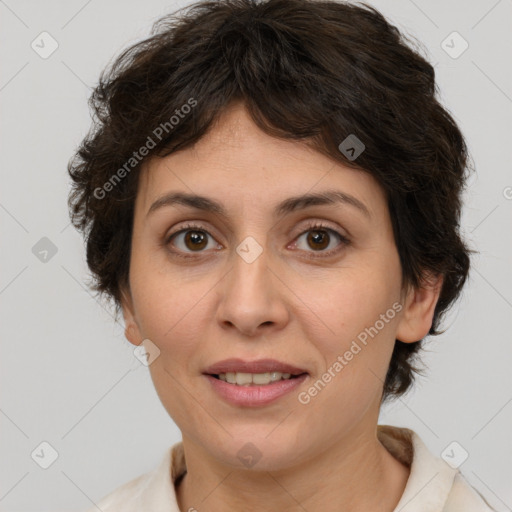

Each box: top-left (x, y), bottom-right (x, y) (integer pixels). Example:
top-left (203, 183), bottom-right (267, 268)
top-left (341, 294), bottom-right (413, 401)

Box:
top-left (204, 358), bottom-right (308, 376)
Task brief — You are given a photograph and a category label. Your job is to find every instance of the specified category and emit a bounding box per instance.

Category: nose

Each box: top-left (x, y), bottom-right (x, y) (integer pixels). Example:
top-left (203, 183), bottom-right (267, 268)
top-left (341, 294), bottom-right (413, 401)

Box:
top-left (215, 241), bottom-right (290, 338)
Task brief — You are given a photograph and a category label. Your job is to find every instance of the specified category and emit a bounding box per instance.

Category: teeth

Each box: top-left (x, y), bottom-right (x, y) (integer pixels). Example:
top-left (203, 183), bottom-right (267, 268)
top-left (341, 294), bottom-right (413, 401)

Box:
top-left (236, 372), bottom-right (253, 386)
top-left (253, 372), bottom-right (272, 385)
top-left (218, 371), bottom-right (293, 386)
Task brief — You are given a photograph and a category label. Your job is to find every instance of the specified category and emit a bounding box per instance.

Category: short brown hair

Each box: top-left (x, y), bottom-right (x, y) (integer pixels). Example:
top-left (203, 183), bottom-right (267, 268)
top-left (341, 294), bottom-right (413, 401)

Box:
top-left (67, 0), bottom-right (475, 402)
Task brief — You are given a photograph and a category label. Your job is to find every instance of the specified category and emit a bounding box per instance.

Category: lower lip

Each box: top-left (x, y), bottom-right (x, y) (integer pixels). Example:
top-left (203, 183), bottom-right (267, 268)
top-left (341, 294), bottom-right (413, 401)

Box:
top-left (204, 374), bottom-right (308, 407)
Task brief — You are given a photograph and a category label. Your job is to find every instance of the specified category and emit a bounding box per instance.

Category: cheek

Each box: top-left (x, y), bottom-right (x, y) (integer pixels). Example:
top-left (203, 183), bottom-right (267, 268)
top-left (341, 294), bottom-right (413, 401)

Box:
top-left (134, 283), bottom-right (208, 355)
top-left (295, 271), bottom-right (401, 404)
top-left (129, 252), bottom-right (212, 354)
top-left (299, 270), bottom-right (400, 345)
top-left (295, 280), bottom-right (398, 428)
top-left (129, 266), bottom-right (216, 428)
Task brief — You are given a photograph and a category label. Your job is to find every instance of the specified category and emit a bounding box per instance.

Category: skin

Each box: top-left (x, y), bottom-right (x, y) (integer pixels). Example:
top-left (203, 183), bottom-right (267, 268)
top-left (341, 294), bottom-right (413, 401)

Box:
top-left (121, 101), bottom-right (443, 512)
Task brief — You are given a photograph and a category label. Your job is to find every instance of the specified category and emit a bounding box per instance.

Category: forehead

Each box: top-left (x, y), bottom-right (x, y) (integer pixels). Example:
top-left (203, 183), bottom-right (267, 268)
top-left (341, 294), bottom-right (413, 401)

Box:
top-left (136, 103), bottom-right (385, 220)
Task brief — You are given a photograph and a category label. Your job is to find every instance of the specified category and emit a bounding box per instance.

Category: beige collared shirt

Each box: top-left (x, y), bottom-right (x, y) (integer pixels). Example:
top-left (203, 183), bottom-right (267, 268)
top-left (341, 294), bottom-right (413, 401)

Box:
top-left (85, 425), bottom-right (494, 511)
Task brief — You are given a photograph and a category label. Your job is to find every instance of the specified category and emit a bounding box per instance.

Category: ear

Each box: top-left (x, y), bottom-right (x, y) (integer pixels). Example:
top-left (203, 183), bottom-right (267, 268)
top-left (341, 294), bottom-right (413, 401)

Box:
top-left (120, 286), bottom-right (143, 347)
top-left (395, 272), bottom-right (444, 343)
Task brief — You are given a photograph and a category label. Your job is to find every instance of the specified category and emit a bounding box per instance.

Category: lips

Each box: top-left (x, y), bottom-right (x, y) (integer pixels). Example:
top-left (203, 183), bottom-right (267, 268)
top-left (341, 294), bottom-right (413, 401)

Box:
top-left (203, 359), bottom-right (309, 407)
top-left (203, 358), bottom-right (308, 376)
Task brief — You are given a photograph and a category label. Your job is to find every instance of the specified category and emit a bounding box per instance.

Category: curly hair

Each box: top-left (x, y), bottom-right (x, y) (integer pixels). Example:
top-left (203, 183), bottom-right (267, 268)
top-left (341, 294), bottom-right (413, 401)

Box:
top-left (67, 0), bottom-right (475, 402)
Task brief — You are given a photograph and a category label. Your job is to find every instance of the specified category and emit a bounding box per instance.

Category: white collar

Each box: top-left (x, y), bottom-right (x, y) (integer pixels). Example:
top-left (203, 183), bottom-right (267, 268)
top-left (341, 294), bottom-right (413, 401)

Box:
top-left (96, 425), bottom-right (484, 511)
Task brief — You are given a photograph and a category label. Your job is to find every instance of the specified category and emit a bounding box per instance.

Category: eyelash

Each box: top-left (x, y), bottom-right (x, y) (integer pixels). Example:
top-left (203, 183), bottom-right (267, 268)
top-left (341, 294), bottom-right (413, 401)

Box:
top-left (164, 221), bottom-right (350, 260)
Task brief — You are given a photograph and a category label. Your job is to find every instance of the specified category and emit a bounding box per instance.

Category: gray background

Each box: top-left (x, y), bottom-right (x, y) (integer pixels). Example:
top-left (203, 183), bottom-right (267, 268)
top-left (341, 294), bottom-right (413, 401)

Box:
top-left (1, 0), bottom-right (511, 510)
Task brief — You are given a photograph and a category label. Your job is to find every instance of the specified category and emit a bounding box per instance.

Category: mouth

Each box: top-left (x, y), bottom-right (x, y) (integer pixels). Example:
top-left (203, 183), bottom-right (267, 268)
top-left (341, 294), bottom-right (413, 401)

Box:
top-left (203, 358), bottom-right (309, 406)
top-left (208, 371), bottom-right (307, 386)
top-left (203, 358), bottom-right (309, 382)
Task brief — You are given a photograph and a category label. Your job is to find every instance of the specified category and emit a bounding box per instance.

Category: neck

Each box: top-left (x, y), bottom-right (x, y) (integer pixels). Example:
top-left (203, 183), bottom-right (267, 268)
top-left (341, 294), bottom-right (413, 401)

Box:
top-left (176, 425), bottom-right (410, 512)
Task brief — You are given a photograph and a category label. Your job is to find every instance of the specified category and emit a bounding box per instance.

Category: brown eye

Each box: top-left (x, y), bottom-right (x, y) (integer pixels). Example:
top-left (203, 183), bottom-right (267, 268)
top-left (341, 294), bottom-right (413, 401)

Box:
top-left (166, 223), bottom-right (221, 257)
top-left (293, 223), bottom-right (350, 257)
top-left (305, 229), bottom-right (330, 251)
top-left (169, 229), bottom-right (213, 252)
top-left (182, 230), bottom-right (208, 251)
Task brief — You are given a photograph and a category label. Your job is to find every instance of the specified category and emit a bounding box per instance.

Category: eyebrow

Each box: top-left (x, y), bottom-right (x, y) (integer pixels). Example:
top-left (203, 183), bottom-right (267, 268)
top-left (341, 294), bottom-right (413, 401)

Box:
top-left (147, 189), bottom-right (371, 220)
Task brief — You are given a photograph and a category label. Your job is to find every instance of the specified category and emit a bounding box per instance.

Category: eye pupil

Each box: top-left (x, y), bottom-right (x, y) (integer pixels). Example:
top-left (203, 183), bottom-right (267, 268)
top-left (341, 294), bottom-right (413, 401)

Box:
top-left (185, 230), bottom-right (207, 250)
top-left (307, 230), bottom-right (329, 250)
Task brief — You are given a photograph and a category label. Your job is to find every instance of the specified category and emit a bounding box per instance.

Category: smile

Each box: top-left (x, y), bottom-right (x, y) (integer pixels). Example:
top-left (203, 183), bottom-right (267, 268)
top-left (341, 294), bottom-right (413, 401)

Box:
top-left (215, 371), bottom-right (295, 386)
top-left (203, 358), bottom-right (310, 406)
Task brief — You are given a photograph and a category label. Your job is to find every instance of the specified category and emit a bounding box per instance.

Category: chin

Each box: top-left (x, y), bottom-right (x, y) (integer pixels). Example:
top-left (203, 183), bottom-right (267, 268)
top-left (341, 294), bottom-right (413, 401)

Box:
top-left (206, 431), bottom-right (307, 472)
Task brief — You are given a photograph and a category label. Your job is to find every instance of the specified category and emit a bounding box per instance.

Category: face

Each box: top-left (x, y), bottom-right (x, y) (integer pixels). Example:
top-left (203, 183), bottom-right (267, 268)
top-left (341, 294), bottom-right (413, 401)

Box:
top-left (122, 101), bottom-right (440, 471)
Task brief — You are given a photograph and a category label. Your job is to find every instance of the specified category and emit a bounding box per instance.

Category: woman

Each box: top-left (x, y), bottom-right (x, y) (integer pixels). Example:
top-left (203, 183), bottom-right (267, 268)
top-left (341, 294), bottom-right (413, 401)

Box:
top-left (68, 0), bottom-right (494, 509)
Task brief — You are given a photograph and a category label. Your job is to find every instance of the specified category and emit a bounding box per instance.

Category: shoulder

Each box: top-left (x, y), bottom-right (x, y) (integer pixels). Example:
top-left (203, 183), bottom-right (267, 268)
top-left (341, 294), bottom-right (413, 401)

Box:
top-left (378, 425), bottom-right (495, 511)
top-left (443, 472), bottom-right (496, 511)
top-left (83, 444), bottom-right (181, 512)
top-left (83, 470), bottom-right (153, 512)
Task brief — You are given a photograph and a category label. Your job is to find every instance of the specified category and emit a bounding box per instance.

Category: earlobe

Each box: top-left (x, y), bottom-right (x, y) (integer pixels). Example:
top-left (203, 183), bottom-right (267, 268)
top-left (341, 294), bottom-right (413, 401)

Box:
top-left (120, 287), bottom-right (142, 347)
top-left (395, 273), bottom-right (443, 344)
